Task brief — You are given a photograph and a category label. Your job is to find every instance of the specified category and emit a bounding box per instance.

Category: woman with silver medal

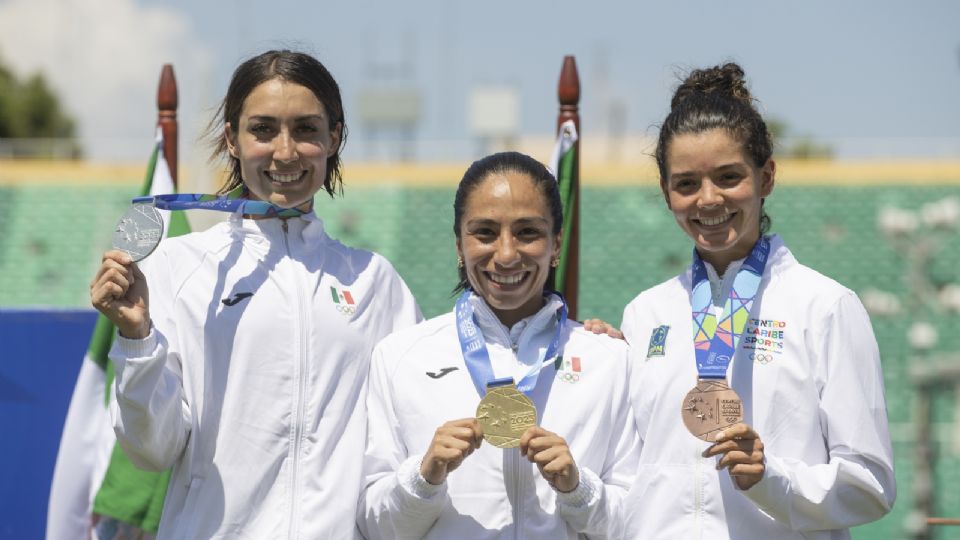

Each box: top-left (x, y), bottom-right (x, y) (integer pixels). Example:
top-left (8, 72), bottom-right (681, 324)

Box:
top-left (620, 63), bottom-right (895, 539)
top-left (89, 50), bottom-right (421, 539)
top-left (358, 152), bottom-right (637, 539)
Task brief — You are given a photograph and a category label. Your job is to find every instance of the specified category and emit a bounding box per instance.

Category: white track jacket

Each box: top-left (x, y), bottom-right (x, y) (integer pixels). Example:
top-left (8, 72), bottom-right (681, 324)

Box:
top-left (621, 235), bottom-right (895, 539)
top-left (359, 294), bottom-right (638, 539)
top-left (109, 212), bottom-right (421, 540)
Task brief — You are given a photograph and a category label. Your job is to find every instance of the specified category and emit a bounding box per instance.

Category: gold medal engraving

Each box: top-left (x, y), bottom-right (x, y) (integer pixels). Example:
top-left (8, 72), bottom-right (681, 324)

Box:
top-left (476, 384), bottom-right (537, 449)
top-left (681, 379), bottom-right (743, 441)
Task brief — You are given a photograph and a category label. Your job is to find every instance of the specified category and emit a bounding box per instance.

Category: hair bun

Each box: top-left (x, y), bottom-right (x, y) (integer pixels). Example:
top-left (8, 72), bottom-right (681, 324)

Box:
top-left (671, 62), bottom-right (752, 110)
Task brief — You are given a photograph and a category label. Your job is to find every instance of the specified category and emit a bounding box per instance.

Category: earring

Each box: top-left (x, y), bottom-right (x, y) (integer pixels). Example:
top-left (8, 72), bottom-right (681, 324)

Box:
top-left (457, 255), bottom-right (464, 268)
top-left (550, 258), bottom-right (559, 268)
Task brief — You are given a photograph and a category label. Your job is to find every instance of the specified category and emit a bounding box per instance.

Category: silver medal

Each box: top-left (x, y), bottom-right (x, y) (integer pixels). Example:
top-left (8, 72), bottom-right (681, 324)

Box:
top-left (112, 203), bottom-right (164, 262)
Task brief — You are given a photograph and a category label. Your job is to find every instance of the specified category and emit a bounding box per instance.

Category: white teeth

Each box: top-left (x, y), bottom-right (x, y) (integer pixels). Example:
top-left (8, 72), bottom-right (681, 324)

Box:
top-left (698, 214), bottom-right (733, 226)
top-left (268, 171), bottom-right (302, 183)
top-left (489, 273), bottom-right (525, 285)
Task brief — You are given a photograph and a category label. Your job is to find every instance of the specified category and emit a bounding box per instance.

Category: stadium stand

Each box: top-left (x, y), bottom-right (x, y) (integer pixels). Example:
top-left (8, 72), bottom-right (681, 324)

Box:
top-left (2, 175), bottom-right (959, 539)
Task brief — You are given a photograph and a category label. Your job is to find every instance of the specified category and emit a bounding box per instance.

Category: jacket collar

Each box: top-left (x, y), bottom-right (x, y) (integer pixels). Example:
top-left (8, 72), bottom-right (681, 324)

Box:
top-left (700, 234), bottom-right (793, 304)
top-left (227, 210), bottom-right (329, 247)
top-left (468, 291), bottom-right (564, 355)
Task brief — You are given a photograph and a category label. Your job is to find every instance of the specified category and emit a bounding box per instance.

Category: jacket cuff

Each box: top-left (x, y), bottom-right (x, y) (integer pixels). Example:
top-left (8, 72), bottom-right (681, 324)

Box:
top-left (114, 325), bottom-right (158, 359)
top-left (556, 466), bottom-right (602, 509)
top-left (738, 452), bottom-right (790, 520)
top-left (398, 455), bottom-right (446, 500)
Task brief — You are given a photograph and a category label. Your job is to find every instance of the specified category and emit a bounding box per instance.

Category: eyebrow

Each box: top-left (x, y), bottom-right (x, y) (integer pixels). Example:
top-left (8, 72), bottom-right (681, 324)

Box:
top-left (246, 114), bottom-right (326, 122)
top-left (466, 217), bottom-right (550, 226)
top-left (714, 162), bottom-right (746, 171)
top-left (670, 162), bottom-right (746, 178)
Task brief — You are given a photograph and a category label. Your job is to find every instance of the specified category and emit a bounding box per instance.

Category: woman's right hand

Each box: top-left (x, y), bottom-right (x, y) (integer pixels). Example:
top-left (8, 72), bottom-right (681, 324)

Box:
top-left (90, 250), bottom-right (151, 339)
top-left (420, 418), bottom-right (484, 485)
top-left (582, 318), bottom-right (625, 340)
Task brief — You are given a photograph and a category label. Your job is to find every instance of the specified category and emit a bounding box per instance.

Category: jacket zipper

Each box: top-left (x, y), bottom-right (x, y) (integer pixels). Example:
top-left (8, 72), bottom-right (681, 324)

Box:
top-left (511, 341), bottom-right (522, 540)
top-left (483, 301), bottom-right (534, 538)
top-left (282, 219), bottom-right (308, 540)
top-left (513, 448), bottom-right (522, 540)
top-left (694, 448), bottom-right (703, 539)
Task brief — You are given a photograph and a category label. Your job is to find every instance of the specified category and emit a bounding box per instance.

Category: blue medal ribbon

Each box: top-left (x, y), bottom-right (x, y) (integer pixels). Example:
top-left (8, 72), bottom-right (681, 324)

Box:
top-left (455, 290), bottom-right (567, 397)
top-left (133, 187), bottom-right (306, 218)
top-left (690, 236), bottom-right (771, 379)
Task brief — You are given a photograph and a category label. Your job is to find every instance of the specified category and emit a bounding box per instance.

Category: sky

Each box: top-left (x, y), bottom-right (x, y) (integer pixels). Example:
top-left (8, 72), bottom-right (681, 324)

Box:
top-left (0, 0), bottom-right (958, 165)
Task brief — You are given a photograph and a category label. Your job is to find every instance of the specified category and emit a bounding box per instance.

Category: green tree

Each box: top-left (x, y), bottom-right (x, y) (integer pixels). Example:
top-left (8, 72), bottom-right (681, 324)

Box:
top-left (767, 116), bottom-right (833, 160)
top-left (0, 62), bottom-right (17, 137)
top-left (18, 73), bottom-right (76, 138)
top-left (0, 52), bottom-right (80, 157)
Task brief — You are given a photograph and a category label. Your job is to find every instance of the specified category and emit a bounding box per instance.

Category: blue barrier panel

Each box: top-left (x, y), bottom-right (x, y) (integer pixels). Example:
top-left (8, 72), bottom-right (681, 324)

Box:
top-left (0, 309), bottom-right (98, 539)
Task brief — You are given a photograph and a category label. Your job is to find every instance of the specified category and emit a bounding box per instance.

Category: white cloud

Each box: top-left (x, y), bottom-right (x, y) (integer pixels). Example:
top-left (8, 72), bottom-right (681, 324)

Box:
top-left (0, 0), bottom-right (213, 161)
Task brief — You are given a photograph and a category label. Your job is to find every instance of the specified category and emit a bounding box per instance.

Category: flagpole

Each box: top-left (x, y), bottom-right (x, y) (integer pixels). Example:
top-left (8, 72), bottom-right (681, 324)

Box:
top-left (158, 64), bottom-right (178, 187)
top-left (557, 56), bottom-right (580, 320)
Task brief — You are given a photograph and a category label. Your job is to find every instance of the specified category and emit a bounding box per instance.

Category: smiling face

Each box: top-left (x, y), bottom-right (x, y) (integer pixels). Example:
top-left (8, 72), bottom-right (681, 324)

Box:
top-left (225, 78), bottom-right (342, 211)
top-left (457, 171), bottom-right (562, 327)
top-left (663, 128), bottom-right (775, 273)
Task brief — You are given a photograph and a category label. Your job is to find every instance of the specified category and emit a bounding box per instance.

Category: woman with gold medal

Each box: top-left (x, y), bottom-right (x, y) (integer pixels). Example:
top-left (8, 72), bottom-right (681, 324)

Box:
top-left (358, 152), bottom-right (637, 538)
top-left (621, 63), bottom-right (896, 539)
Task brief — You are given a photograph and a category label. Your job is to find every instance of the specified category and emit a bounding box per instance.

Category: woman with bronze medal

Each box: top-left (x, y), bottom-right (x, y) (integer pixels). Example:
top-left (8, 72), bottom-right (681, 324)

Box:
top-left (620, 63), bottom-right (895, 539)
top-left (89, 51), bottom-right (421, 539)
top-left (359, 152), bottom-right (637, 538)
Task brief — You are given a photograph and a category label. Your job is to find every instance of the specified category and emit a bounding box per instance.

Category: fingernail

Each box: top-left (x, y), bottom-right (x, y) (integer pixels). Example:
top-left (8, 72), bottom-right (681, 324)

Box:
top-left (714, 431), bottom-right (725, 442)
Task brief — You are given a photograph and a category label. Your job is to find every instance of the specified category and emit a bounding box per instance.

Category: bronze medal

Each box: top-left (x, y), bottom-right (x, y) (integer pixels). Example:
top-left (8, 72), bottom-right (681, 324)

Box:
top-left (681, 379), bottom-right (743, 441)
top-left (476, 384), bottom-right (537, 449)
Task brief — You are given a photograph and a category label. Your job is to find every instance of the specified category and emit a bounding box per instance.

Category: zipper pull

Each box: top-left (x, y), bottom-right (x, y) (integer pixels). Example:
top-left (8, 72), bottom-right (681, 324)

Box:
top-left (281, 218), bottom-right (289, 234)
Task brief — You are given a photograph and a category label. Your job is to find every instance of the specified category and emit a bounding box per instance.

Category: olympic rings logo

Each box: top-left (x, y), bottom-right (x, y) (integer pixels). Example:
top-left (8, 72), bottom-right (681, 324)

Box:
top-left (336, 305), bottom-right (356, 316)
top-left (556, 371), bottom-right (580, 383)
top-left (750, 352), bottom-right (773, 365)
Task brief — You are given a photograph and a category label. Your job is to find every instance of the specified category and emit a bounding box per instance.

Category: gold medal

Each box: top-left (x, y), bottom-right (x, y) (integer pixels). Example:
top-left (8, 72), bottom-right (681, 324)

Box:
top-left (681, 379), bottom-right (743, 441)
top-left (476, 384), bottom-right (537, 449)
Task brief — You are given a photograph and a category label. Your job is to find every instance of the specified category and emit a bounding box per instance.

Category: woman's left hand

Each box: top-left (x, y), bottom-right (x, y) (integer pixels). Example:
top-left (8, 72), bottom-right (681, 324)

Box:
top-left (519, 426), bottom-right (580, 493)
top-left (702, 423), bottom-right (766, 490)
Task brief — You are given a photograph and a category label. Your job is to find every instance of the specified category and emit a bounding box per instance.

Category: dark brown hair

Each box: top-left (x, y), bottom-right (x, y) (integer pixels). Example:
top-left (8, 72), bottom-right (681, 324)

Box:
top-left (207, 50), bottom-right (348, 197)
top-left (452, 151), bottom-right (563, 294)
top-left (656, 62), bottom-right (773, 232)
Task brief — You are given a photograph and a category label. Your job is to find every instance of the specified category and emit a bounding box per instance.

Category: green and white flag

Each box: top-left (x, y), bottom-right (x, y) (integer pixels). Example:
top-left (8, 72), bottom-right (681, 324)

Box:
top-left (47, 128), bottom-right (188, 539)
top-left (548, 119), bottom-right (578, 293)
